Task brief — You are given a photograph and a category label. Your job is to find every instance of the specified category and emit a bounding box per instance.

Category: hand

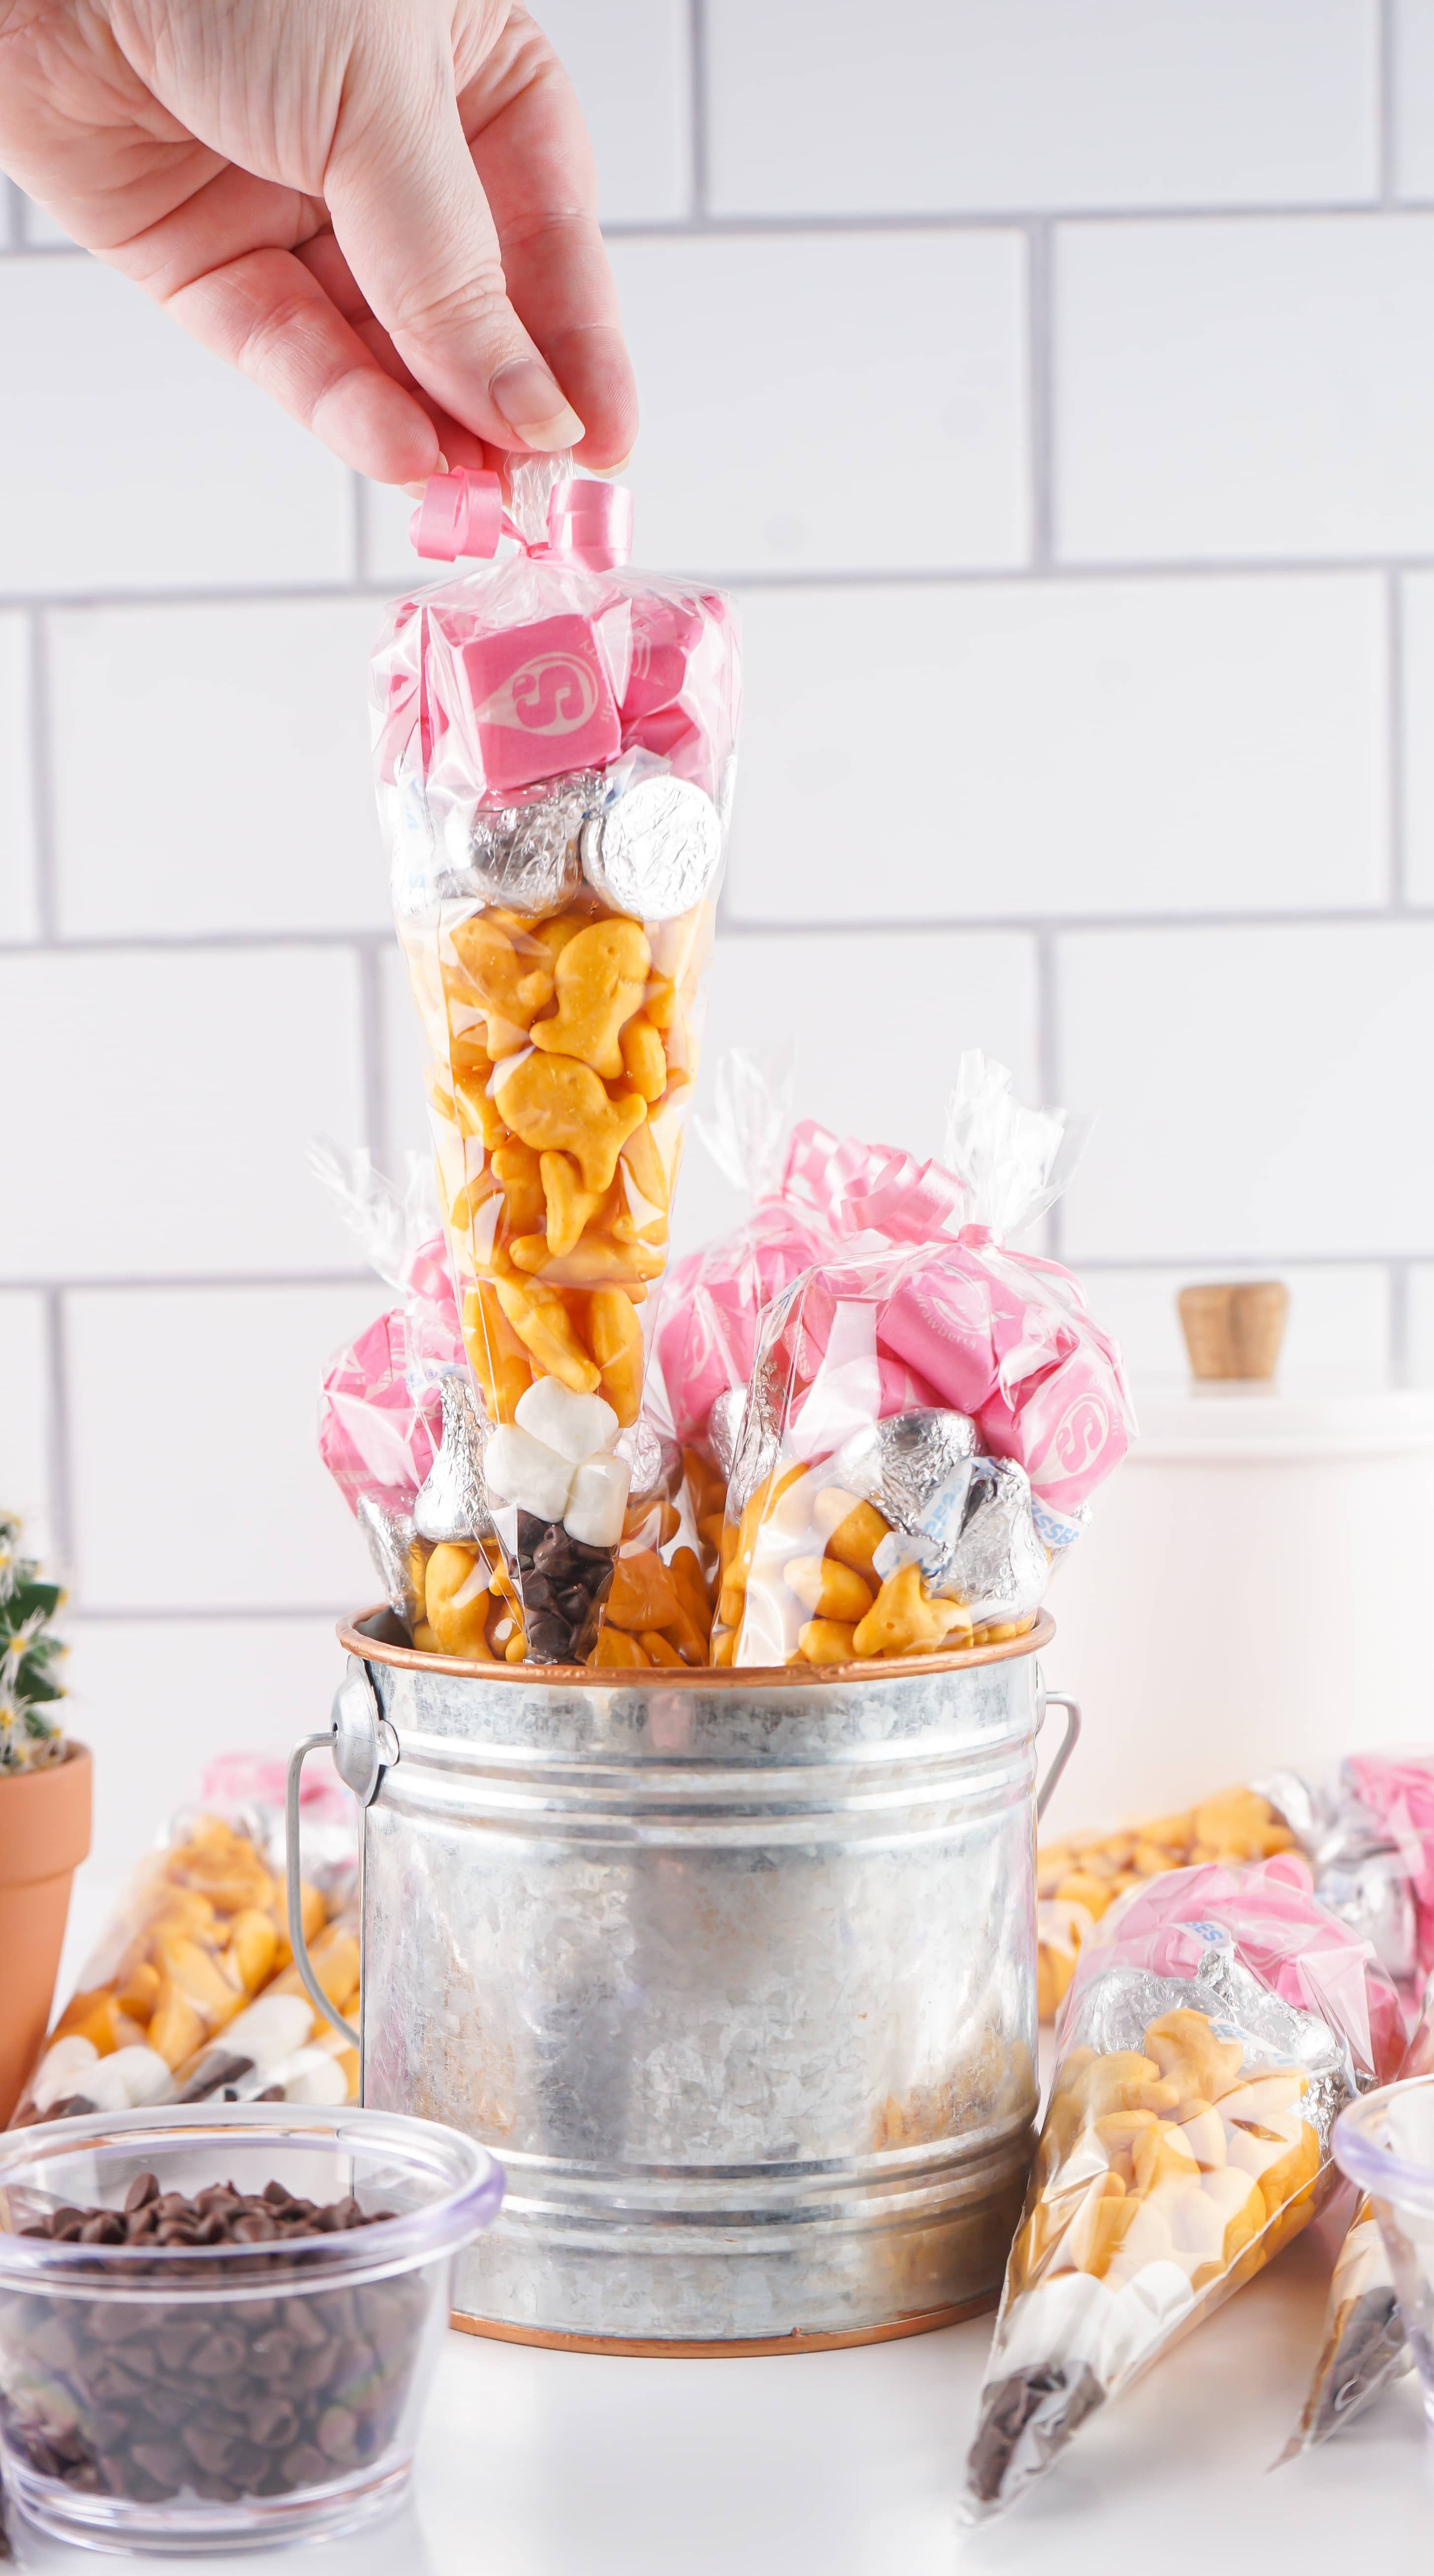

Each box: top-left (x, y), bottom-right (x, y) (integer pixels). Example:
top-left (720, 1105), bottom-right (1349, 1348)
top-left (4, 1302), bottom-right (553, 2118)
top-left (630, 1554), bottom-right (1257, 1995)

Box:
top-left (0, 0), bottom-right (637, 484)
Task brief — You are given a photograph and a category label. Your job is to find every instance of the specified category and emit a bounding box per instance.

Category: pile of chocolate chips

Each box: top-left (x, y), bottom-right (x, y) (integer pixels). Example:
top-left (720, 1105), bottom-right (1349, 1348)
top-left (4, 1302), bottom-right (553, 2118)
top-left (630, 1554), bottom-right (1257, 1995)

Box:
top-left (2, 2174), bottom-right (424, 2510)
top-left (515, 1509), bottom-right (614, 1663)
top-left (20, 2173), bottom-right (392, 2248)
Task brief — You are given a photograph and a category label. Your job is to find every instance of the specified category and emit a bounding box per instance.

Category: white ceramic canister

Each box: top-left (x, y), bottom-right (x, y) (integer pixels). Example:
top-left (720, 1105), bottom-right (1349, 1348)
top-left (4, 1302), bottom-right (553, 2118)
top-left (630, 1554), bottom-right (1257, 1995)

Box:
top-left (1040, 1385), bottom-right (1434, 1833)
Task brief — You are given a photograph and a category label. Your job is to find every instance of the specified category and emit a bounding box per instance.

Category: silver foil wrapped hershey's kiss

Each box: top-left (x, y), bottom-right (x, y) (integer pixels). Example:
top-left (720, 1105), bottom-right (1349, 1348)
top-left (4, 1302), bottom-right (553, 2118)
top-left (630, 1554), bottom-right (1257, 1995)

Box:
top-left (413, 1374), bottom-right (494, 1546)
top-left (469, 771), bottom-right (598, 913)
top-left (706, 1386), bottom-right (747, 1485)
top-left (1257, 1768), bottom-right (1421, 1991)
top-left (928, 1456), bottom-right (1050, 1627)
top-left (834, 1408), bottom-right (982, 1537)
top-left (357, 1493), bottom-right (421, 1626)
top-left (581, 774), bottom-right (723, 921)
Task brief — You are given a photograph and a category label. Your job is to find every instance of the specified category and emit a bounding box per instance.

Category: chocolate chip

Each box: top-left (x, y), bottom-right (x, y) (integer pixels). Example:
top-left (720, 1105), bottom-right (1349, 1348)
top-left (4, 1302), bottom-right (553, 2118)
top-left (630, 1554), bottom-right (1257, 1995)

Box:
top-left (279, 2443), bottom-right (327, 2490)
top-left (124, 2173), bottom-right (160, 2215)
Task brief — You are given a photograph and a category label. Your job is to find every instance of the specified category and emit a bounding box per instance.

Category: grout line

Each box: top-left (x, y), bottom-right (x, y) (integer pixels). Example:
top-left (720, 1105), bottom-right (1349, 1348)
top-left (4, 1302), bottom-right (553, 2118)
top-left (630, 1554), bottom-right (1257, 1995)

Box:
top-left (1, 581), bottom-right (390, 615)
top-left (2, 904), bottom-right (1429, 967)
top-left (715, 904), bottom-right (1433, 937)
top-left (1380, 0), bottom-right (1399, 205)
top-left (1061, 1249), bottom-right (1434, 1274)
top-left (1034, 927), bottom-right (1062, 1258)
top-left (26, 610), bottom-right (59, 941)
top-left (598, 198), bottom-right (1396, 238)
top-left (1388, 569), bottom-right (1408, 907)
top-left (356, 939), bottom-right (392, 1169)
top-left (2, 904), bottom-right (1430, 965)
top-left (43, 1289), bottom-right (74, 1580)
top-left (1389, 1258), bottom-right (1411, 1383)
top-left (1, 558), bottom-right (1429, 615)
top-left (1024, 221), bottom-right (1054, 570)
top-left (6, 1270), bottom-right (372, 1295)
top-left (67, 1603), bottom-right (363, 1626)
top-left (0, 926), bottom-right (395, 958)
top-left (688, 0), bottom-right (711, 222)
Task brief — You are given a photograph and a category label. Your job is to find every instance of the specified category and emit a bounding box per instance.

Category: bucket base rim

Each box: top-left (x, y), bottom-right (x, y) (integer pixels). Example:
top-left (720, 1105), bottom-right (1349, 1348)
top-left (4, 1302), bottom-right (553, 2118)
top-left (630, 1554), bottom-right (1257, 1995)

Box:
top-left (448, 2290), bottom-right (996, 2356)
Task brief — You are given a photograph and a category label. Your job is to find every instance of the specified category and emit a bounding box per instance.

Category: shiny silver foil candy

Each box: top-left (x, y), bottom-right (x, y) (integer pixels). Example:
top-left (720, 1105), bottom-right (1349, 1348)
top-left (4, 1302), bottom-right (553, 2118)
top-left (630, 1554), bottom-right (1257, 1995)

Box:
top-left (414, 1373), bottom-right (495, 1546)
top-left (1314, 1853), bottom-right (1419, 1991)
top-left (833, 1408), bottom-right (982, 1537)
top-left (620, 1417), bottom-right (668, 1508)
top-left (1068, 1948), bottom-right (1351, 2147)
top-left (469, 771), bottom-right (597, 913)
top-left (926, 1457), bottom-right (1049, 1627)
top-left (581, 774), bottom-right (723, 920)
top-left (706, 1385), bottom-right (746, 1485)
top-left (356, 1494), bottom-right (419, 1625)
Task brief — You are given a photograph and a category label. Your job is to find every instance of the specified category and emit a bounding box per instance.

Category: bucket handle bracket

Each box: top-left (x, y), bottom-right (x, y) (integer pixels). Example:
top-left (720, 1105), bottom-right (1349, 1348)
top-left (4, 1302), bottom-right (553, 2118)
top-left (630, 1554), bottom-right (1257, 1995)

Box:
top-left (1035, 1690), bottom-right (1081, 1824)
top-left (286, 1659), bottom-right (396, 2052)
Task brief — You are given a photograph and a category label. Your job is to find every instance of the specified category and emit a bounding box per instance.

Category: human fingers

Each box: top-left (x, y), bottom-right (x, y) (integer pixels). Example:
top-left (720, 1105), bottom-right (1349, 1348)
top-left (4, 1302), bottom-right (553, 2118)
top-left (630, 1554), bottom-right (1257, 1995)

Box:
top-left (461, 17), bottom-right (637, 471)
top-left (323, 2), bottom-right (585, 454)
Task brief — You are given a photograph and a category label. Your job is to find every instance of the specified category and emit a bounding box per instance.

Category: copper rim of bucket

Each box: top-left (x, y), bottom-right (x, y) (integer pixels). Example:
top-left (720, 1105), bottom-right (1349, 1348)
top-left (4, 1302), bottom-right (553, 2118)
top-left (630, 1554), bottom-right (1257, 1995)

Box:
top-left (337, 1605), bottom-right (1054, 1687)
top-left (448, 2291), bottom-right (997, 2356)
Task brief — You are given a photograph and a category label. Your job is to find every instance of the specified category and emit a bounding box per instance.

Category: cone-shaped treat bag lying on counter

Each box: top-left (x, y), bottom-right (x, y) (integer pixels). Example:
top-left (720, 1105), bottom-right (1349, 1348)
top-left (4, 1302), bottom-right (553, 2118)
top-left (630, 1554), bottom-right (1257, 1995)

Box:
top-left (371, 458), bottom-right (741, 1663)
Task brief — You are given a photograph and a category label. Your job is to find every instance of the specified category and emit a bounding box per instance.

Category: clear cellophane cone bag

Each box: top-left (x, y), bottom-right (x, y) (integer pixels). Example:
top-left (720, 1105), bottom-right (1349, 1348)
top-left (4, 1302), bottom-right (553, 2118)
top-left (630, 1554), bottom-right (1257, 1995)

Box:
top-left (371, 459), bottom-right (740, 1664)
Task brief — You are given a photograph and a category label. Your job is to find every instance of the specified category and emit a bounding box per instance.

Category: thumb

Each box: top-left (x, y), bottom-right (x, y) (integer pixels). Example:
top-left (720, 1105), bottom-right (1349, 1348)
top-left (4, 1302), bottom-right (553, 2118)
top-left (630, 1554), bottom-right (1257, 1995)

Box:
top-left (323, 25), bottom-right (583, 453)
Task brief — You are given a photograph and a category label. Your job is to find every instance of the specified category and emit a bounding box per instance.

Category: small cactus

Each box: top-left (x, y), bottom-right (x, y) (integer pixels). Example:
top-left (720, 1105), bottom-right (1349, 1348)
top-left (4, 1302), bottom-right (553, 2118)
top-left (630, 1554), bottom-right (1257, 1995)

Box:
top-left (0, 1514), bottom-right (67, 1774)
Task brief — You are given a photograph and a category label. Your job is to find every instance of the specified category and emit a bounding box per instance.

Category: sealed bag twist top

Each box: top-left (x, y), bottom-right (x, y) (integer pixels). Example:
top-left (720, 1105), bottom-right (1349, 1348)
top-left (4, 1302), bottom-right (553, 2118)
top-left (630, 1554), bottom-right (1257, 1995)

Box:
top-left (370, 458), bottom-right (741, 1664)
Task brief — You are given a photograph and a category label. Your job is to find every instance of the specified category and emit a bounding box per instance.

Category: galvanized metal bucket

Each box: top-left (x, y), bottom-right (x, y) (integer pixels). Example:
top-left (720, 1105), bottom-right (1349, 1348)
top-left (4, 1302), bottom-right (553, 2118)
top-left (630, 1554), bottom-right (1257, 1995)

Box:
top-left (288, 1613), bottom-right (1078, 2355)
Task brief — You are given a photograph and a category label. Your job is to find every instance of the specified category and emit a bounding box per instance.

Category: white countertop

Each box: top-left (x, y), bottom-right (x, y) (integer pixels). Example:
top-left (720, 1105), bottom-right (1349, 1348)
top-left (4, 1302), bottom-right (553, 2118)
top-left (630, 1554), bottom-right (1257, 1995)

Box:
top-left (7, 2212), bottom-right (1431, 2572)
top-left (14, 1881), bottom-right (1431, 2567)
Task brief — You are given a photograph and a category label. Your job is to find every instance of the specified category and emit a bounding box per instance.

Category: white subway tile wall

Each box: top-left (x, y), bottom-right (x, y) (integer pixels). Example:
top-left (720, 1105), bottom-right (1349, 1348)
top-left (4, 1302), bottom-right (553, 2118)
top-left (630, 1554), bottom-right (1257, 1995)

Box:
top-left (1, 0), bottom-right (1433, 1847)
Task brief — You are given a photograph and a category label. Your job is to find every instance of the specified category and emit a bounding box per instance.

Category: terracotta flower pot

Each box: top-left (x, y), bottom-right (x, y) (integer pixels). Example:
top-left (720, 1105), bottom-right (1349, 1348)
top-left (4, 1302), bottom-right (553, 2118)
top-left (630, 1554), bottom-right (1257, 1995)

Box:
top-left (0, 1746), bottom-right (92, 2127)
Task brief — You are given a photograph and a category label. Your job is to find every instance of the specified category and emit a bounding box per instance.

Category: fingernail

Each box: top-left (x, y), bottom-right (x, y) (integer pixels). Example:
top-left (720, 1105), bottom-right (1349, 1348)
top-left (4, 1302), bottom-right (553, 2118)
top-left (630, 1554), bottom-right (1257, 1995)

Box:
top-left (401, 453), bottom-right (448, 499)
top-left (592, 453), bottom-right (633, 478)
top-left (491, 358), bottom-right (584, 450)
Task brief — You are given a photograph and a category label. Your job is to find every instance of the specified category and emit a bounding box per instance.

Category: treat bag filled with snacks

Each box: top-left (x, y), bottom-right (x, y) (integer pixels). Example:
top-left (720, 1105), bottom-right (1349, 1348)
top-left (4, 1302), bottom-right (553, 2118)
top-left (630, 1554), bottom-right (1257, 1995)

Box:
top-left (314, 1148), bottom-right (465, 1627)
top-left (964, 1855), bottom-right (1406, 2519)
top-left (15, 1771), bottom-right (361, 2128)
top-left (372, 457), bottom-right (740, 1665)
top-left (709, 1055), bottom-right (1133, 1669)
top-left (1282, 1965), bottom-right (1434, 2455)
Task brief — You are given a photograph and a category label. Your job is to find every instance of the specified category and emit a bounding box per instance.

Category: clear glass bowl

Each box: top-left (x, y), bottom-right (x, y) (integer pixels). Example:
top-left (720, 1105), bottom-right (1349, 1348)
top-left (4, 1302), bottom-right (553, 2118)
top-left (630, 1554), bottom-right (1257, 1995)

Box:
top-left (0, 2101), bottom-right (503, 2554)
top-left (1333, 2073), bottom-right (1434, 2432)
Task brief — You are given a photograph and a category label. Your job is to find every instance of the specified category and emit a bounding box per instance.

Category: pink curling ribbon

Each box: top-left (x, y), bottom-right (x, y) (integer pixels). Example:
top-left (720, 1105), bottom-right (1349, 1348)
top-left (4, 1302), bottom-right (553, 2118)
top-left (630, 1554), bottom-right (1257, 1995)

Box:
top-left (411, 467), bottom-right (634, 571)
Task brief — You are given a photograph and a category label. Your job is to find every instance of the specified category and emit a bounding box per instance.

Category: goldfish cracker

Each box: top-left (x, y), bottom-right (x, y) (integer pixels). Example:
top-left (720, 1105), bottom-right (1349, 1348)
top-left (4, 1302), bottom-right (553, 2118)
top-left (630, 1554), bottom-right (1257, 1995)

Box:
top-left (494, 1276), bottom-right (602, 1394)
top-left (606, 1549), bottom-right (681, 1634)
top-left (620, 1016), bottom-right (669, 1103)
top-left (812, 1490), bottom-right (888, 1582)
top-left (462, 1283), bottom-right (534, 1423)
top-left (1144, 2007), bottom-right (1245, 2106)
top-left (796, 1619), bottom-right (858, 1667)
top-left (495, 1054), bottom-right (648, 1195)
top-left (425, 1541), bottom-right (497, 1659)
top-left (147, 1986), bottom-right (209, 2071)
top-left (784, 1557), bottom-right (875, 1623)
top-left (529, 918), bottom-right (651, 1078)
top-left (590, 1626), bottom-right (650, 1667)
top-left (852, 1563), bottom-right (972, 1659)
top-left (541, 1150), bottom-right (605, 1258)
top-left (228, 1910), bottom-right (280, 1996)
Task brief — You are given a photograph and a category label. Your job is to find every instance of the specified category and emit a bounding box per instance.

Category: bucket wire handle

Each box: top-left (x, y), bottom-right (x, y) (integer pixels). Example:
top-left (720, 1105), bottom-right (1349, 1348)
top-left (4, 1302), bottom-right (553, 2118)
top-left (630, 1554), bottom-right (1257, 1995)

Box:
top-left (1035, 1691), bottom-right (1082, 1824)
top-left (286, 1660), bottom-right (397, 2053)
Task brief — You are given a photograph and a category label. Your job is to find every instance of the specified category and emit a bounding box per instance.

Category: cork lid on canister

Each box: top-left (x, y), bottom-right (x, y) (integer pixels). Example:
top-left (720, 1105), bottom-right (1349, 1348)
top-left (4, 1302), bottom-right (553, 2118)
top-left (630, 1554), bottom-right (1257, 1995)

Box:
top-left (1178, 1280), bottom-right (1290, 1383)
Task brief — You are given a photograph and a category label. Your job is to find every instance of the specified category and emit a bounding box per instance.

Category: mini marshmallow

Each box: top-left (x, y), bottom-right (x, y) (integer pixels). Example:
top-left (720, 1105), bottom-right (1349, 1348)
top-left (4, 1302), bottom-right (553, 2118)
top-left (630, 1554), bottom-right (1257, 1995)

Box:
top-left (270, 2047), bottom-right (350, 2106)
top-left (222, 1992), bottom-right (316, 2071)
top-left (103, 2046), bottom-right (177, 2110)
top-left (516, 1377), bottom-right (619, 1465)
top-left (31, 2035), bottom-right (99, 2108)
top-left (79, 2055), bottom-right (146, 2115)
top-left (564, 1454), bottom-right (631, 1547)
top-left (994, 2268), bottom-right (1119, 2380)
top-left (484, 1423), bottom-right (576, 1522)
top-left (1104, 2260), bottom-right (1196, 2377)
